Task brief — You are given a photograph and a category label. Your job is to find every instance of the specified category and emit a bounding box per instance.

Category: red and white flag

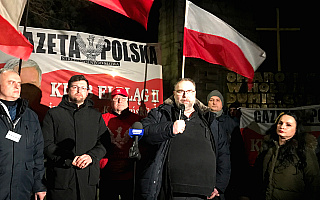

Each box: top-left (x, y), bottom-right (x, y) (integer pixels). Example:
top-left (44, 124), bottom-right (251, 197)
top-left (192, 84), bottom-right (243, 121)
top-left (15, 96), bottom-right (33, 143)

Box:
top-left (89, 0), bottom-right (154, 30)
top-left (0, 0), bottom-right (33, 60)
top-left (183, 1), bottom-right (266, 82)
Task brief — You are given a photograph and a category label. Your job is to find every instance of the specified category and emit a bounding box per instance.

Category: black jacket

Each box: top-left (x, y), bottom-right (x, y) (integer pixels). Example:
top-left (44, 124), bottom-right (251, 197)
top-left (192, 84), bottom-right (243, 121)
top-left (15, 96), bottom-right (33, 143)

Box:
top-left (139, 96), bottom-right (230, 199)
top-left (42, 95), bottom-right (108, 200)
top-left (0, 99), bottom-right (46, 200)
top-left (211, 115), bottom-right (231, 194)
top-left (215, 114), bottom-right (249, 197)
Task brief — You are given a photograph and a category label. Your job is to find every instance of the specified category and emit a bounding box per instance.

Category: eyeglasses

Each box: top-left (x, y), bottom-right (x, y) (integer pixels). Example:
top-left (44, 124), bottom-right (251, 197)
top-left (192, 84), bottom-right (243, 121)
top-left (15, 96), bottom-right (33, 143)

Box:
top-left (175, 90), bottom-right (195, 96)
top-left (70, 85), bottom-right (88, 91)
top-left (112, 97), bottom-right (128, 102)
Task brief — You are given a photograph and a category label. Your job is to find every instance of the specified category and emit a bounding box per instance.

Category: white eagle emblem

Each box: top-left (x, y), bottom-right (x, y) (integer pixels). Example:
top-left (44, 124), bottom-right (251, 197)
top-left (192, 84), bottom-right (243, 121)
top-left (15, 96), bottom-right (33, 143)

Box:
top-left (76, 33), bottom-right (104, 60)
top-left (108, 127), bottom-right (130, 149)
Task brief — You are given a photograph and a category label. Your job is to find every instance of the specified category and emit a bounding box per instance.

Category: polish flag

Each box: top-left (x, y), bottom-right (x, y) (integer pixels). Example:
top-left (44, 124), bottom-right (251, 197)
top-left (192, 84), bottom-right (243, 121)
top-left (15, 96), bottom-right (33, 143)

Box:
top-left (89, 0), bottom-right (154, 30)
top-left (0, 0), bottom-right (33, 60)
top-left (183, 1), bottom-right (266, 82)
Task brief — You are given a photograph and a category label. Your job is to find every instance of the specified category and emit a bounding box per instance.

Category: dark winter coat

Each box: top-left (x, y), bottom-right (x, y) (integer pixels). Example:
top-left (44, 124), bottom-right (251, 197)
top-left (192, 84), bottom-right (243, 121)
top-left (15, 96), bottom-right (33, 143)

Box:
top-left (215, 114), bottom-right (249, 197)
top-left (42, 95), bottom-right (108, 200)
top-left (210, 115), bottom-right (231, 194)
top-left (255, 134), bottom-right (320, 200)
top-left (139, 96), bottom-right (230, 199)
top-left (0, 99), bottom-right (46, 200)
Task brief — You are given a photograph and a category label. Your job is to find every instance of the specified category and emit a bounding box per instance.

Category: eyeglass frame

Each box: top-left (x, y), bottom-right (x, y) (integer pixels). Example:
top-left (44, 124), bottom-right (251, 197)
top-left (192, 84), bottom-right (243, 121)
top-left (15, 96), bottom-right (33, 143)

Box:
top-left (69, 85), bottom-right (89, 91)
top-left (174, 90), bottom-right (196, 96)
top-left (112, 96), bottom-right (129, 102)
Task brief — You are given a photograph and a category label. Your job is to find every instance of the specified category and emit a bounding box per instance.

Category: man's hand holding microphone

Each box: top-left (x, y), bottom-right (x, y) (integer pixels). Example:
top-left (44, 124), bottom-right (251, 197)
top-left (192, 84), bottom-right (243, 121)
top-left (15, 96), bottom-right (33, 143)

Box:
top-left (173, 120), bottom-right (186, 134)
top-left (173, 104), bottom-right (186, 134)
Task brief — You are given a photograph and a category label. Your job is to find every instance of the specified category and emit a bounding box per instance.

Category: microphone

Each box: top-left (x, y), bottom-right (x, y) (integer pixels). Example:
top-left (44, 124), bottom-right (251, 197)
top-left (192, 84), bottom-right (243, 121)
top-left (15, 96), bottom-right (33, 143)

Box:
top-left (129, 122), bottom-right (144, 160)
top-left (129, 122), bottom-right (144, 140)
top-left (179, 104), bottom-right (185, 120)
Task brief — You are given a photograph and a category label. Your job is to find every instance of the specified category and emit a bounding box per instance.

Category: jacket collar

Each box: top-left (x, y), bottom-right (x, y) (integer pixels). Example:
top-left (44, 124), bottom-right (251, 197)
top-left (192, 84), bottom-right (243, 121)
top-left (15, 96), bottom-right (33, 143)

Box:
top-left (263, 133), bottom-right (318, 151)
top-left (161, 95), bottom-right (215, 124)
top-left (111, 107), bottom-right (131, 119)
top-left (163, 95), bottom-right (211, 113)
top-left (0, 98), bottom-right (28, 122)
top-left (58, 95), bottom-right (93, 110)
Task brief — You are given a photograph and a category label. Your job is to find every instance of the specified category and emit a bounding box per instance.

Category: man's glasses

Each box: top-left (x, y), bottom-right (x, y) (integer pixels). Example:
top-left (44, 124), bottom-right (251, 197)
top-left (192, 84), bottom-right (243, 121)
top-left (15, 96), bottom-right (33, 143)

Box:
top-left (175, 90), bottom-right (195, 96)
top-left (70, 86), bottom-right (88, 91)
top-left (112, 97), bottom-right (128, 102)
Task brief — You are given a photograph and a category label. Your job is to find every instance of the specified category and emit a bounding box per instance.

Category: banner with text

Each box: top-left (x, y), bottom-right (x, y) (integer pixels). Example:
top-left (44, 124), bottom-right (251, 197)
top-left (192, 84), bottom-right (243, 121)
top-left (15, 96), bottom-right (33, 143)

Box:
top-left (240, 105), bottom-right (320, 166)
top-left (0, 27), bottom-right (163, 120)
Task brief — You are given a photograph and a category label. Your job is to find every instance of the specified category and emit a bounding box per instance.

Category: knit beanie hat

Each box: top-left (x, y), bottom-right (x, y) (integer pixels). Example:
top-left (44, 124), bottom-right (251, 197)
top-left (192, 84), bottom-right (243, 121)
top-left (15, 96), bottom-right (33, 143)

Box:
top-left (207, 90), bottom-right (224, 106)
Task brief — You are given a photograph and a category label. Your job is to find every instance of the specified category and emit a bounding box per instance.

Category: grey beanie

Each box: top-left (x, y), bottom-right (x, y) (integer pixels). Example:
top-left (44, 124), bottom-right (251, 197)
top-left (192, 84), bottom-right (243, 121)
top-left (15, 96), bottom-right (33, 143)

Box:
top-left (207, 90), bottom-right (224, 106)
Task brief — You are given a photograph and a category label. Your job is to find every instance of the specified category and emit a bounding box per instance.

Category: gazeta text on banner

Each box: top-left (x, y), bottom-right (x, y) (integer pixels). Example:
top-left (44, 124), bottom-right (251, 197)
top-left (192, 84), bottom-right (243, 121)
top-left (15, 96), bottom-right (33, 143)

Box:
top-left (0, 27), bottom-right (163, 118)
top-left (240, 105), bottom-right (320, 166)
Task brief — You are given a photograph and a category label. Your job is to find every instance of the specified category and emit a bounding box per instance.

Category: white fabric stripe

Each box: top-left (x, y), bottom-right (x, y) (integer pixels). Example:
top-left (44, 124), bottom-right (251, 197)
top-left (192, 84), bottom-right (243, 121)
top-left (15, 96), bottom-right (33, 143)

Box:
top-left (185, 1), bottom-right (266, 70)
top-left (0, 0), bottom-right (27, 29)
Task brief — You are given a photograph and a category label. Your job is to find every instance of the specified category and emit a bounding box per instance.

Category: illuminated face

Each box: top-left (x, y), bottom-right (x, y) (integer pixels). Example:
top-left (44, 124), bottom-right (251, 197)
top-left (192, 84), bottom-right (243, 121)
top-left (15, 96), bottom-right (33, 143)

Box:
top-left (19, 67), bottom-right (41, 88)
top-left (208, 96), bottom-right (223, 112)
top-left (173, 81), bottom-right (196, 111)
top-left (276, 114), bottom-right (297, 143)
top-left (0, 71), bottom-right (21, 101)
top-left (68, 80), bottom-right (89, 105)
top-left (111, 94), bottom-right (128, 114)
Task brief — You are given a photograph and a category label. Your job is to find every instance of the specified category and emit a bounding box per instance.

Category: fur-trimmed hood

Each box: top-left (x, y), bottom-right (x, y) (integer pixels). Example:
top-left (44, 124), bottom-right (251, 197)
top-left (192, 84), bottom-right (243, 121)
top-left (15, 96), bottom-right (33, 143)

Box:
top-left (258, 132), bottom-right (320, 199)
top-left (304, 133), bottom-right (318, 150)
top-left (163, 95), bottom-right (211, 113)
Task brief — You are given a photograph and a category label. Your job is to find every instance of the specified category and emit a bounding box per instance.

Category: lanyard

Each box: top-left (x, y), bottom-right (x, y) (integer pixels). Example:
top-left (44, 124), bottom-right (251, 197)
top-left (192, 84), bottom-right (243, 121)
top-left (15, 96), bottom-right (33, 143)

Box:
top-left (0, 101), bottom-right (20, 130)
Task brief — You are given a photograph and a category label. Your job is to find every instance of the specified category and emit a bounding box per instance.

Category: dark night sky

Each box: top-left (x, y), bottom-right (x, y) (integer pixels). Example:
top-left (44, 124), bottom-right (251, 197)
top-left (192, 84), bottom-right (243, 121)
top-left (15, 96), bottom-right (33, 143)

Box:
top-left (23, 0), bottom-right (302, 73)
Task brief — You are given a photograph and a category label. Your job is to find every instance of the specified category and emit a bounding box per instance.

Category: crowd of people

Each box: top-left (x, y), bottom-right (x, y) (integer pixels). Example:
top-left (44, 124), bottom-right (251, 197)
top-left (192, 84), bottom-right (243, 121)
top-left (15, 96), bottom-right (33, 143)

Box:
top-left (0, 65), bottom-right (319, 200)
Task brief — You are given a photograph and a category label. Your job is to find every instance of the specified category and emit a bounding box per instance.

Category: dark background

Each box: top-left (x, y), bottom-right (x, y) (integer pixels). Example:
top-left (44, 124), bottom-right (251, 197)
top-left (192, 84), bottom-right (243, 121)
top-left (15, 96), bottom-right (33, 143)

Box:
top-left (22, 0), bottom-right (310, 108)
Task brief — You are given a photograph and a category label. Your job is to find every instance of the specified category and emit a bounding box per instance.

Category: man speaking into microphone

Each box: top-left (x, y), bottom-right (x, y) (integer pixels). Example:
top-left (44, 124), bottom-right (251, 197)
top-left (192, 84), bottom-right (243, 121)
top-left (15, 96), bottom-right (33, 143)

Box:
top-left (140, 78), bottom-right (230, 200)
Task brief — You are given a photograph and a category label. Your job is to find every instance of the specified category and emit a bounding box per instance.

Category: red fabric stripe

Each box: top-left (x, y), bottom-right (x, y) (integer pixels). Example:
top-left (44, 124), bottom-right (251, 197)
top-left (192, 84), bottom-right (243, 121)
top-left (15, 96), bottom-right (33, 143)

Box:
top-left (0, 15), bottom-right (33, 60)
top-left (89, 0), bottom-right (154, 30)
top-left (183, 27), bottom-right (254, 80)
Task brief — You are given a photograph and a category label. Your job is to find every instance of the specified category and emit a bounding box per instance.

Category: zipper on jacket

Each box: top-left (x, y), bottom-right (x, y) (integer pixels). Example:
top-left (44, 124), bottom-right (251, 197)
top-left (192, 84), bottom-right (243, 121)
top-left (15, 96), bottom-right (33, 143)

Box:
top-left (0, 102), bottom-right (22, 199)
top-left (73, 109), bottom-right (78, 155)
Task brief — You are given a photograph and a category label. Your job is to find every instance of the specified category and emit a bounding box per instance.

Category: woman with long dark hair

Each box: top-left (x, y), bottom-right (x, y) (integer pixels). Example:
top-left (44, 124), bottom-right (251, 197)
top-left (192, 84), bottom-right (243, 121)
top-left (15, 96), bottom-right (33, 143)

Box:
top-left (254, 112), bottom-right (320, 200)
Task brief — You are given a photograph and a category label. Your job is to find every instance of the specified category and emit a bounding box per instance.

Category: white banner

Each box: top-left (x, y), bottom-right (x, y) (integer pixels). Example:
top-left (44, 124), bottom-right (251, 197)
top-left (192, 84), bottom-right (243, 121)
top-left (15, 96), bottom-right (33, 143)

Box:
top-left (0, 27), bottom-right (163, 121)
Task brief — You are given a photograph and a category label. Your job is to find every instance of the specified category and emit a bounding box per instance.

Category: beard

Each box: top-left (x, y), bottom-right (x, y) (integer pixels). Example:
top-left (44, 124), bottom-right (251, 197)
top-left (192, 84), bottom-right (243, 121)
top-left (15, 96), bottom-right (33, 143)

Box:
top-left (175, 97), bottom-right (194, 111)
top-left (69, 94), bottom-right (86, 105)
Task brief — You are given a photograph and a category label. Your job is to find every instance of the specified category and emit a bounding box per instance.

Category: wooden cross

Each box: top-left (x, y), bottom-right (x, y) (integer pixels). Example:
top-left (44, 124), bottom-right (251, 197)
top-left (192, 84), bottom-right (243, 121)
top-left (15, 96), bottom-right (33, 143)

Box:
top-left (256, 8), bottom-right (300, 72)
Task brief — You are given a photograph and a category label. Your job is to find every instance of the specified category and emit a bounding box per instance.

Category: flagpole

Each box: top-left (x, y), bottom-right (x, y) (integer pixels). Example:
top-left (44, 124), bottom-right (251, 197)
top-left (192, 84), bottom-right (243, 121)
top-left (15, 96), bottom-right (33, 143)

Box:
top-left (18, 0), bottom-right (30, 75)
top-left (181, 0), bottom-right (189, 78)
top-left (142, 61), bottom-right (148, 104)
top-left (138, 57), bottom-right (148, 117)
top-left (181, 55), bottom-right (185, 78)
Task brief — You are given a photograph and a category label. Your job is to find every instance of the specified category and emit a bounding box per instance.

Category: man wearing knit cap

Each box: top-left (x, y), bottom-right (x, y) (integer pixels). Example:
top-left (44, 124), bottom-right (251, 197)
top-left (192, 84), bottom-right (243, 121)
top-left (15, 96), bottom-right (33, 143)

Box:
top-left (207, 90), bottom-right (225, 117)
top-left (207, 90), bottom-right (250, 200)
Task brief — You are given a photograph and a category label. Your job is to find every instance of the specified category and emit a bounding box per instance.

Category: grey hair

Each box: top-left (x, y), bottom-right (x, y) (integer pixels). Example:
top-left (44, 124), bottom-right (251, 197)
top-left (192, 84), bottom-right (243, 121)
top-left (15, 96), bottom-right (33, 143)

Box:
top-left (3, 59), bottom-right (42, 83)
top-left (0, 68), bottom-right (19, 75)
